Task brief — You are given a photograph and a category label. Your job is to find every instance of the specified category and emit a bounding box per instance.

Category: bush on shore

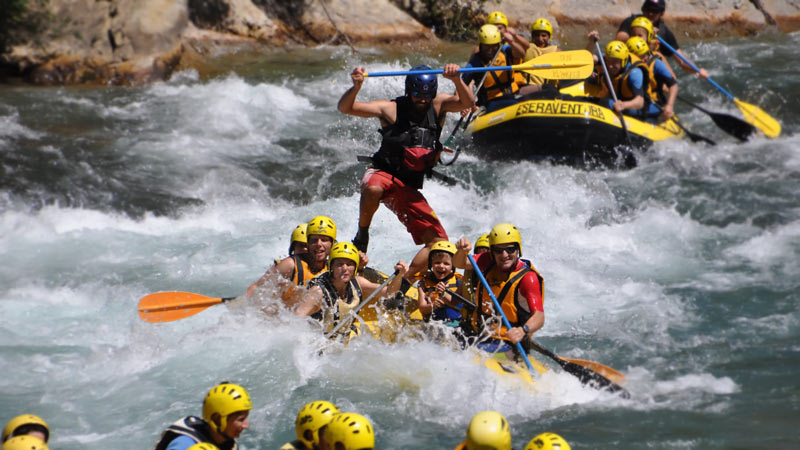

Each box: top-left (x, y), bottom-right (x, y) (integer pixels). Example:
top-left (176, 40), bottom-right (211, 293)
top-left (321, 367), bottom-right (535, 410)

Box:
top-left (392, 0), bottom-right (495, 40)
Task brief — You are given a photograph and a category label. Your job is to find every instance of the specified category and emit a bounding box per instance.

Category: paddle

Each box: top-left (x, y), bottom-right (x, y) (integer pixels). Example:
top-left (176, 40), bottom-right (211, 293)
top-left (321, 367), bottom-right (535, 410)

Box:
top-left (325, 271), bottom-right (399, 339)
top-left (670, 115), bottom-right (716, 145)
top-left (364, 50), bottom-right (594, 80)
top-left (449, 287), bottom-right (626, 382)
top-left (467, 255), bottom-right (630, 396)
top-left (656, 36), bottom-right (781, 138)
top-left (678, 96), bottom-right (754, 142)
top-left (138, 291), bottom-right (238, 323)
top-left (595, 42), bottom-right (636, 167)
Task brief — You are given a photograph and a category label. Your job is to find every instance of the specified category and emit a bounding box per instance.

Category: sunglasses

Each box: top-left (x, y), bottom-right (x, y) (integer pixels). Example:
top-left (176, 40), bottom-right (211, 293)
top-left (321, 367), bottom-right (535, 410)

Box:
top-left (411, 91), bottom-right (434, 99)
top-left (491, 246), bottom-right (518, 255)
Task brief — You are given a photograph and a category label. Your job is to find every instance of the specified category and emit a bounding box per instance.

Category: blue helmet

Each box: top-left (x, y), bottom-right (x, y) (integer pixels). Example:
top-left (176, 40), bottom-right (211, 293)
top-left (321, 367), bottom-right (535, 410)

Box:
top-left (405, 65), bottom-right (437, 99)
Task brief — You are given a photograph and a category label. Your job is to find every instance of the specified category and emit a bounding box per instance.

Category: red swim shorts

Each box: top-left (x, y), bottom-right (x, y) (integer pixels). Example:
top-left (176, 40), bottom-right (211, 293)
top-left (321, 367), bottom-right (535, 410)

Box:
top-left (361, 168), bottom-right (448, 245)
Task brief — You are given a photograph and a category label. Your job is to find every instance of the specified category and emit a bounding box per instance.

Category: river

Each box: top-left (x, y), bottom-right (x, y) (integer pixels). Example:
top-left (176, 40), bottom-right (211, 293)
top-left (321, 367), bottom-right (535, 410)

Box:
top-left (1, 32), bottom-right (799, 449)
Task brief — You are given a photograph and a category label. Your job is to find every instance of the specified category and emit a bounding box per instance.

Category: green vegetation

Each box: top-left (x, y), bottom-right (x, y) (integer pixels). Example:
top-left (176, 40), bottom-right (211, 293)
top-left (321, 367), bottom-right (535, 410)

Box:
top-left (0, 0), bottom-right (48, 54)
top-left (392, 0), bottom-right (497, 40)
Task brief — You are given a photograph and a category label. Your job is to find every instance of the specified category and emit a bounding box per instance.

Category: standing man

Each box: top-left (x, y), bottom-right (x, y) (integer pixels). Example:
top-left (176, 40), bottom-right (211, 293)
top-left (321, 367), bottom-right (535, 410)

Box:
top-left (615, 0), bottom-right (709, 78)
top-left (337, 62), bottom-right (474, 276)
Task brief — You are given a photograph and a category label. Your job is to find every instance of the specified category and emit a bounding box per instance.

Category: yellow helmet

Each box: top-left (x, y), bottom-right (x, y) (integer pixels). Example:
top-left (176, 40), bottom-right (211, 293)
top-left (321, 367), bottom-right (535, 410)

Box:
top-left (1, 436), bottom-right (49, 450)
top-left (486, 11), bottom-right (509, 28)
top-left (465, 410), bottom-right (511, 450)
top-left (630, 15), bottom-right (654, 41)
top-left (524, 432), bottom-right (571, 450)
top-left (604, 40), bottom-right (630, 63)
top-left (531, 18), bottom-right (553, 36)
top-left (187, 444), bottom-right (220, 450)
top-left (202, 383), bottom-right (252, 434)
top-left (289, 223), bottom-right (308, 255)
top-left (2, 415), bottom-right (49, 443)
top-left (329, 242), bottom-right (360, 269)
top-left (430, 240), bottom-right (457, 256)
top-left (626, 36), bottom-right (650, 57)
top-left (307, 215), bottom-right (337, 241)
top-left (488, 223), bottom-right (522, 254)
top-left (478, 24), bottom-right (502, 45)
top-left (474, 233), bottom-right (490, 252)
top-left (295, 400), bottom-right (340, 448)
top-left (322, 412), bottom-right (375, 450)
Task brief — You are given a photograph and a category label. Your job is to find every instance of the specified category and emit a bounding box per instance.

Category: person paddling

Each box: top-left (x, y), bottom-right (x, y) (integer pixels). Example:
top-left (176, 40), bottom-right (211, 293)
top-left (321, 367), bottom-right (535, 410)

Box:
top-left (2, 415), bottom-right (49, 445)
top-left (461, 224), bottom-right (545, 359)
top-left (294, 242), bottom-right (406, 336)
top-left (246, 216), bottom-right (337, 303)
top-left (615, 0), bottom-right (709, 79)
top-left (280, 401), bottom-right (340, 450)
top-left (454, 410), bottom-right (512, 450)
top-left (338, 60), bottom-right (473, 277)
top-left (152, 382), bottom-right (251, 450)
top-left (627, 35), bottom-right (679, 121)
top-left (584, 39), bottom-right (652, 119)
top-left (519, 18), bottom-right (561, 90)
top-left (463, 24), bottom-right (524, 107)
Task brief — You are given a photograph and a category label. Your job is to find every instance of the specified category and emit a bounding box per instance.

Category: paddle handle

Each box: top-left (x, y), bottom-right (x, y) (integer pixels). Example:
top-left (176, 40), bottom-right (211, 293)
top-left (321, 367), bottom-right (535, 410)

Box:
top-left (655, 36), bottom-right (734, 100)
top-left (595, 42), bottom-right (634, 151)
top-left (324, 271), bottom-right (399, 339)
top-left (467, 255), bottom-right (536, 372)
top-left (365, 66), bottom-right (511, 77)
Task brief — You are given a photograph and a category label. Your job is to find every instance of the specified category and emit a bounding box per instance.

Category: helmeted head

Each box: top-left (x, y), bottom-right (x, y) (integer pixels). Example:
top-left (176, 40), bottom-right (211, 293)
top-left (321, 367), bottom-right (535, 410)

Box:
top-left (187, 444), bottom-right (220, 450)
top-left (626, 36), bottom-right (650, 57)
top-left (486, 11), bottom-right (509, 30)
top-left (2, 415), bottom-right (49, 443)
top-left (474, 234), bottom-right (490, 254)
top-left (531, 18), bottom-right (553, 37)
top-left (465, 410), bottom-right (511, 450)
top-left (478, 24), bottom-right (502, 46)
top-left (296, 401), bottom-right (340, 448)
top-left (489, 223), bottom-right (522, 255)
top-left (1, 436), bottom-right (49, 450)
top-left (289, 223), bottom-right (308, 256)
top-left (405, 66), bottom-right (437, 100)
top-left (321, 412), bottom-right (375, 450)
top-left (202, 383), bottom-right (252, 437)
top-left (307, 216), bottom-right (337, 242)
top-left (524, 432), bottom-right (571, 450)
top-left (641, 0), bottom-right (666, 23)
top-left (328, 242), bottom-right (360, 271)
top-left (428, 240), bottom-right (457, 277)
top-left (604, 40), bottom-right (630, 75)
top-left (630, 16), bottom-right (654, 41)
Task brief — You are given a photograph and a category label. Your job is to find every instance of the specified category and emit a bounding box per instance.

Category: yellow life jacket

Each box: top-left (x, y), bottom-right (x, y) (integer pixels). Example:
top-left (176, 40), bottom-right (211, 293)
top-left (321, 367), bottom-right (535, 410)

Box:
top-left (281, 254), bottom-right (328, 305)
top-left (468, 48), bottom-right (519, 103)
top-left (471, 260), bottom-right (544, 340)
top-left (642, 51), bottom-right (675, 104)
top-left (611, 55), bottom-right (654, 102)
top-left (520, 44), bottom-right (558, 85)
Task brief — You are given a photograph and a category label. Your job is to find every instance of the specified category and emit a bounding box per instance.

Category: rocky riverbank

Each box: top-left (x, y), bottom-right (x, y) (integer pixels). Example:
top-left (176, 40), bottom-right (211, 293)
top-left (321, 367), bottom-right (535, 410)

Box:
top-left (1, 0), bottom-right (798, 86)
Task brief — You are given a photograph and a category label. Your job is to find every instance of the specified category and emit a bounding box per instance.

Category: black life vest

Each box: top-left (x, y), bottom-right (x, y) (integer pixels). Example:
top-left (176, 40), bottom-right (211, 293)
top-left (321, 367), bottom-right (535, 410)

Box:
top-left (372, 96), bottom-right (443, 190)
top-left (152, 416), bottom-right (236, 450)
top-left (308, 271), bottom-right (363, 333)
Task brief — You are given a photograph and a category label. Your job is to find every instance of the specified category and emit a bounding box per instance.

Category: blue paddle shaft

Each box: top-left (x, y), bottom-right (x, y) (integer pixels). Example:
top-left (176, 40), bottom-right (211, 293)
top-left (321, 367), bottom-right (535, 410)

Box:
top-left (365, 64), bottom-right (549, 77)
top-left (467, 254), bottom-right (536, 372)
top-left (656, 36), bottom-right (734, 100)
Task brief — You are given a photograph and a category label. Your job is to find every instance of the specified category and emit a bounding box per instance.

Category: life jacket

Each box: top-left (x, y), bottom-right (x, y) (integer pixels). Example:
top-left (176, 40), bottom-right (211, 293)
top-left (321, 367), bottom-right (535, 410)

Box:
top-left (291, 254), bottom-right (327, 287)
top-left (642, 52), bottom-right (675, 105)
top-left (470, 259), bottom-right (544, 340)
top-left (152, 416), bottom-right (236, 450)
top-left (308, 271), bottom-right (363, 333)
top-left (467, 48), bottom-right (519, 105)
top-left (372, 96), bottom-right (443, 190)
top-left (418, 271), bottom-right (463, 322)
top-left (612, 55), bottom-right (654, 106)
top-left (520, 44), bottom-right (559, 85)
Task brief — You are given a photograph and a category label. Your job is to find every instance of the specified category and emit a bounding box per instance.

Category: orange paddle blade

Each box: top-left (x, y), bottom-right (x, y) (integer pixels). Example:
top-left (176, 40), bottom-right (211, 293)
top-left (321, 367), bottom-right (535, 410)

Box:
top-left (138, 291), bottom-right (224, 323)
top-left (562, 357), bottom-right (626, 383)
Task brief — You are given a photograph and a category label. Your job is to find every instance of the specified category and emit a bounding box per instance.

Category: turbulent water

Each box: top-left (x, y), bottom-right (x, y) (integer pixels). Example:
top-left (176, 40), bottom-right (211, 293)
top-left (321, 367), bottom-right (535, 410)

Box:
top-left (1, 32), bottom-right (799, 449)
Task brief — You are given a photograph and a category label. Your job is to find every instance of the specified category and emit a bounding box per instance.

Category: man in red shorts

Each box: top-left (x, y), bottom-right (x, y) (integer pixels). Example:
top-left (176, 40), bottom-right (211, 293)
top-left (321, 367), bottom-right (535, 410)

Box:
top-left (338, 62), bottom-right (474, 275)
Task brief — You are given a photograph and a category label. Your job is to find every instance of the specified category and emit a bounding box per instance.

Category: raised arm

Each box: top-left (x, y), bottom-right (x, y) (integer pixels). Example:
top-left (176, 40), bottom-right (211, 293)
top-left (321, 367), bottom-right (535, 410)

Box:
top-left (437, 64), bottom-right (475, 114)
top-left (337, 67), bottom-right (396, 121)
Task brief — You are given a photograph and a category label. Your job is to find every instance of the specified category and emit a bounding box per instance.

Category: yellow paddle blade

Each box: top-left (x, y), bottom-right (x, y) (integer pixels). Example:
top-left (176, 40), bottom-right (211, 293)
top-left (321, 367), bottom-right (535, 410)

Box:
top-left (138, 291), bottom-right (224, 323)
top-left (561, 357), bottom-right (626, 384)
top-left (513, 50), bottom-right (594, 80)
top-left (734, 98), bottom-right (781, 138)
